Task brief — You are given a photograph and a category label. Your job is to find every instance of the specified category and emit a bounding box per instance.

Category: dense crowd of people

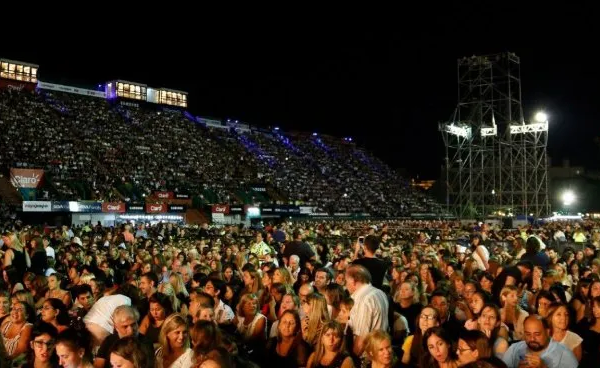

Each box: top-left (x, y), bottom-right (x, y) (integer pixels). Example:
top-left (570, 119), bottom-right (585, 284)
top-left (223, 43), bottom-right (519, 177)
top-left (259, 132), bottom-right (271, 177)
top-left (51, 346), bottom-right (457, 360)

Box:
top-left (0, 217), bottom-right (595, 367)
top-left (0, 88), bottom-right (441, 216)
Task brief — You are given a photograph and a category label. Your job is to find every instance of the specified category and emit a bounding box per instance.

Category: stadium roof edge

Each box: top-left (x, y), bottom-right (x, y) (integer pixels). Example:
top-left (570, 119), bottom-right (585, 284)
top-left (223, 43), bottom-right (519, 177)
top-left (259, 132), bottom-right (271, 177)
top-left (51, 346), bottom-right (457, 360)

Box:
top-left (0, 58), bottom-right (39, 68)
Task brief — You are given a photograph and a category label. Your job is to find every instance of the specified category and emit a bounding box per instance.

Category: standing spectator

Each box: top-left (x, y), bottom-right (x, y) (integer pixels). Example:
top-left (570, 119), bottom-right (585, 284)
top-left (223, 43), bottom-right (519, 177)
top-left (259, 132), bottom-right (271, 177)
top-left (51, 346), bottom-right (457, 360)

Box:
top-left (352, 235), bottom-right (387, 290)
top-left (345, 264), bottom-right (389, 357)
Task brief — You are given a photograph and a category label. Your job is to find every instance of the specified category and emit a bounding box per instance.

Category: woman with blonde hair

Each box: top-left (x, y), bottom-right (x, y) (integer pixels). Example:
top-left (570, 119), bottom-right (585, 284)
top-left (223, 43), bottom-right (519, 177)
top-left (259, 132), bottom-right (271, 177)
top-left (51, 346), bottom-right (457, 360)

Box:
top-left (364, 330), bottom-right (395, 368)
top-left (302, 293), bottom-right (330, 347)
top-left (2, 232), bottom-right (29, 280)
top-left (273, 267), bottom-right (294, 288)
top-left (307, 320), bottom-right (353, 368)
top-left (240, 268), bottom-right (264, 300)
top-left (500, 285), bottom-right (528, 341)
top-left (169, 272), bottom-right (190, 304)
top-left (155, 313), bottom-right (193, 368)
top-left (234, 293), bottom-right (267, 342)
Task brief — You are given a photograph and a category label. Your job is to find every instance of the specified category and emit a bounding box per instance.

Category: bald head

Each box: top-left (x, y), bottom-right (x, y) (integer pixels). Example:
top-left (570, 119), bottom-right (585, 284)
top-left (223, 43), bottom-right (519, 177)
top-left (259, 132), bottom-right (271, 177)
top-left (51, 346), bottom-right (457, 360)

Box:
top-left (524, 315), bottom-right (550, 352)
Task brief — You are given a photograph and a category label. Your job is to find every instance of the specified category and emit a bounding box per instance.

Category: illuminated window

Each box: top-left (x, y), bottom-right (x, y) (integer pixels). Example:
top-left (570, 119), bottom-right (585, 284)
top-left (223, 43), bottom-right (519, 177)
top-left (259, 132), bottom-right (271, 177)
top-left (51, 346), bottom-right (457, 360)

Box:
top-left (31, 68), bottom-right (37, 83)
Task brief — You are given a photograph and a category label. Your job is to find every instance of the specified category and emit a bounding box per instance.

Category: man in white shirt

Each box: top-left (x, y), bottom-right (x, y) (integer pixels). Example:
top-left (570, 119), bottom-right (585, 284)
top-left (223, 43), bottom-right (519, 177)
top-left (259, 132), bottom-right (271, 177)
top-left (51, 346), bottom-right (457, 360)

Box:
top-left (203, 279), bottom-right (234, 325)
top-left (345, 264), bottom-right (389, 357)
top-left (43, 236), bottom-right (55, 259)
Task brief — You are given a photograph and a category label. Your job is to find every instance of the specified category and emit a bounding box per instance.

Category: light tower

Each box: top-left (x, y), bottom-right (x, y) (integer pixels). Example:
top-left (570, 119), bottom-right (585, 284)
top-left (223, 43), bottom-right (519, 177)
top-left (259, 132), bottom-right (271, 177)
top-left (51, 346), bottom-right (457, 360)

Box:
top-left (440, 53), bottom-right (550, 218)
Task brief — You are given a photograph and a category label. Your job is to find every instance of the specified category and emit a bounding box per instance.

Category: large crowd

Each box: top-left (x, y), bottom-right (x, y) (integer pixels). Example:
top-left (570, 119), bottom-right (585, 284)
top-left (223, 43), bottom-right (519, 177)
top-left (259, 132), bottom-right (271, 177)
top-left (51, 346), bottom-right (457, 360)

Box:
top-left (0, 218), bottom-right (595, 367)
top-left (0, 88), bottom-right (441, 216)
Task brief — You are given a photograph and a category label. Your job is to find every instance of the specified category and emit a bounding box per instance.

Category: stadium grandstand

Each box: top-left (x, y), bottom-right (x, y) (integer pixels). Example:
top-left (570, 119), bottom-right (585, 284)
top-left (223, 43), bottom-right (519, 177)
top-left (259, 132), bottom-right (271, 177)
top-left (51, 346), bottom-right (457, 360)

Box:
top-left (0, 58), bottom-right (444, 224)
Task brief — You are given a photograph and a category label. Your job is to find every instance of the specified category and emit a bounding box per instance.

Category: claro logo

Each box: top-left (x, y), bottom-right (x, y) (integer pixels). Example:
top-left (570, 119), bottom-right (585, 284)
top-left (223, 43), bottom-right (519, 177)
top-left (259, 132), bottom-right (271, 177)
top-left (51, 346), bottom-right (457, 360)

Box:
top-left (107, 205), bottom-right (121, 211)
top-left (157, 193), bottom-right (170, 198)
top-left (214, 206), bottom-right (227, 212)
top-left (13, 174), bottom-right (40, 187)
top-left (151, 205), bottom-right (163, 211)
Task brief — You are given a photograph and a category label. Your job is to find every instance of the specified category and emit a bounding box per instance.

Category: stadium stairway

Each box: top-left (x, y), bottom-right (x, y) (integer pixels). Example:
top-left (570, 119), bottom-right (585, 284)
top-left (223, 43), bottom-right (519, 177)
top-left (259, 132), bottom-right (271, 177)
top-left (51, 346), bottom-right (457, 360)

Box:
top-left (0, 175), bottom-right (23, 206)
top-left (186, 208), bottom-right (209, 225)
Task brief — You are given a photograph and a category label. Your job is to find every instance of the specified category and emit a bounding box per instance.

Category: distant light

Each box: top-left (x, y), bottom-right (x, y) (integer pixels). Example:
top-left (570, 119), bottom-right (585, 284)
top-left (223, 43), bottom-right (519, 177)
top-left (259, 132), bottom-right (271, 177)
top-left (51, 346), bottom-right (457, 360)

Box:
top-left (235, 120), bottom-right (238, 123)
top-left (348, 137), bottom-right (352, 142)
top-left (343, 193), bottom-right (348, 198)
top-left (562, 190), bottom-right (575, 206)
top-left (142, 193), bottom-right (146, 197)
top-left (98, 84), bottom-right (101, 88)
top-left (529, 213), bottom-right (534, 216)
top-left (274, 127), bottom-right (279, 131)
top-left (534, 111), bottom-right (548, 123)
top-left (313, 133), bottom-right (317, 136)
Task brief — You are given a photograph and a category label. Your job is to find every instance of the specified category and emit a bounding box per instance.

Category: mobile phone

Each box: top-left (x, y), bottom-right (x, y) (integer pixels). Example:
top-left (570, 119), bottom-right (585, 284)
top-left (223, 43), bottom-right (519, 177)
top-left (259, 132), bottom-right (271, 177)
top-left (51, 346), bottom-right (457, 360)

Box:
top-left (358, 236), bottom-right (365, 245)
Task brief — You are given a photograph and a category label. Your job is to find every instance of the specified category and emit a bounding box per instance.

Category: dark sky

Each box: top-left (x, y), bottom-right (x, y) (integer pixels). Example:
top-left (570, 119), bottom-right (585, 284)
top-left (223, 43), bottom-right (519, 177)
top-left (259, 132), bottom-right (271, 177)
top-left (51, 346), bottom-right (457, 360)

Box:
top-left (2, 7), bottom-right (597, 179)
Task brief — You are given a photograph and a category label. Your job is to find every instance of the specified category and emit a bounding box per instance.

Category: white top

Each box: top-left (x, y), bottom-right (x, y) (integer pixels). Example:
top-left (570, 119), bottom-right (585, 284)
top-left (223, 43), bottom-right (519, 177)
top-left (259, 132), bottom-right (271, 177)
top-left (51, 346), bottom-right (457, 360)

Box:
top-left (237, 313), bottom-right (267, 341)
top-left (45, 246), bottom-right (55, 259)
top-left (348, 283), bottom-right (389, 337)
top-left (155, 347), bottom-right (193, 368)
top-left (214, 299), bottom-right (235, 324)
top-left (558, 330), bottom-right (583, 351)
top-left (83, 294), bottom-right (131, 334)
top-left (45, 267), bottom-right (57, 277)
top-left (472, 245), bottom-right (489, 270)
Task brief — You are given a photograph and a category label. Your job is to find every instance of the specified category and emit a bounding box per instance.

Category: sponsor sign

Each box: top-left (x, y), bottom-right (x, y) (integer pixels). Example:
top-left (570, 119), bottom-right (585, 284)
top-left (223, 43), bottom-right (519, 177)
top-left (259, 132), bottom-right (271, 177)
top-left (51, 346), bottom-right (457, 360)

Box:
top-left (260, 205), bottom-right (301, 215)
top-left (250, 186), bottom-right (266, 192)
top-left (37, 81), bottom-right (106, 98)
top-left (175, 193), bottom-right (190, 199)
top-left (146, 203), bottom-right (168, 213)
top-left (155, 191), bottom-right (174, 199)
top-left (168, 205), bottom-right (186, 212)
top-left (10, 168), bottom-right (44, 188)
top-left (22, 201), bottom-right (51, 212)
top-left (211, 205), bottom-right (230, 214)
top-left (126, 204), bottom-right (145, 213)
top-left (73, 202), bottom-right (103, 213)
top-left (299, 206), bottom-right (316, 214)
top-left (51, 201), bottom-right (70, 212)
top-left (102, 202), bottom-right (126, 213)
top-left (229, 206), bottom-right (243, 214)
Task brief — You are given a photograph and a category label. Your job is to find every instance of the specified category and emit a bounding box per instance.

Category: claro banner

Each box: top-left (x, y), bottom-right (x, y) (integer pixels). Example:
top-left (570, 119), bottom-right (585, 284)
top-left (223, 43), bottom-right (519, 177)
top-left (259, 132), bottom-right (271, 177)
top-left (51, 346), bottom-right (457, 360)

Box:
top-left (102, 202), bottom-right (126, 213)
top-left (154, 192), bottom-right (174, 200)
top-left (211, 205), bottom-right (230, 214)
top-left (146, 203), bottom-right (168, 213)
top-left (10, 168), bottom-right (44, 188)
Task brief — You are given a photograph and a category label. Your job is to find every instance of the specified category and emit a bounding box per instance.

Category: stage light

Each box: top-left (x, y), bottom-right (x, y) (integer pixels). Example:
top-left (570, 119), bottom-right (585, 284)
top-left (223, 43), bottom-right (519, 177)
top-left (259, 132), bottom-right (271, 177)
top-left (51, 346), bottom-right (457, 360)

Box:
top-left (562, 190), bottom-right (575, 206)
top-left (313, 133), bottom-right (317, 136)
top-left (274, 127), bottom-right (279, 131)
top-left (348, 138), bottom-right (352, 142)
top-left (535, 111), bottom-right (548, 123)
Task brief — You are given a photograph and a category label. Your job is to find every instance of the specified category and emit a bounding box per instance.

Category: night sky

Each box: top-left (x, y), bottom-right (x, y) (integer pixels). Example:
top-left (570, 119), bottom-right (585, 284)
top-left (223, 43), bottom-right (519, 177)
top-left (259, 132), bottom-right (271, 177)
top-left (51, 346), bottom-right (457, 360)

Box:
top-left (2, 7), bottom-right (597, 179)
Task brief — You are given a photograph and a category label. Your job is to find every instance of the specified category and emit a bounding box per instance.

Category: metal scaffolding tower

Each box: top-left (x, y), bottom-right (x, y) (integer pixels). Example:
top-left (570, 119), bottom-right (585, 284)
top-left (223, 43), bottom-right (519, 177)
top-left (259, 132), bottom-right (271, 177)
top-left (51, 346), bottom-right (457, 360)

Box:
top-left (440, 52), bottom-right (550, 218)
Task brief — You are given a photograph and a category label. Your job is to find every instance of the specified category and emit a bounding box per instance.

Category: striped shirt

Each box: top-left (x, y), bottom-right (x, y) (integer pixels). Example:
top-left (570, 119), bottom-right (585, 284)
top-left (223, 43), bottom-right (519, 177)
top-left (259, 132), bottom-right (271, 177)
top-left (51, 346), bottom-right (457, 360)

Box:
top-left (348, 283), bottom-right (389, 337)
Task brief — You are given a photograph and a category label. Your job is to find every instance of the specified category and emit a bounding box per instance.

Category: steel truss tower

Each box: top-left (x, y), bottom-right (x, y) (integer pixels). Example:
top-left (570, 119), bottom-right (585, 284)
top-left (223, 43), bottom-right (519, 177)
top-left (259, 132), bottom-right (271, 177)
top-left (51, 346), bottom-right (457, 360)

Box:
top-left (440, 52), bottom-right (550, 218)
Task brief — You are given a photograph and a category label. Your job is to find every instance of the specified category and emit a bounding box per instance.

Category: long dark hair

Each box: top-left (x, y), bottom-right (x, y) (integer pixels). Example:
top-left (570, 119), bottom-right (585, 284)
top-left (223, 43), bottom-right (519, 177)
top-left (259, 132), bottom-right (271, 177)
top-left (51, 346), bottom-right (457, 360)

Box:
top-left (421, 327), bottom-right (456, 368)
top-left (409, 306), bottom-right (441, 365)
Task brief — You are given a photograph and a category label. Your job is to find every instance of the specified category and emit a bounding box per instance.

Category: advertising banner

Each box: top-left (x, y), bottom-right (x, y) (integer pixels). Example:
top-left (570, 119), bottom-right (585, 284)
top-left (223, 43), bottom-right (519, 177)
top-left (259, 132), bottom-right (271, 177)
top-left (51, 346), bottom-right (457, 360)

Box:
top-left (51, 201), bottom-right (70, 212)
top-left (168, 205), bottom-right (186, 212)
top-left (154, 191), bottom-right (174, 200)
top-left (211, 205), bottom-right (230, 214)
top-left (22, 201), bottom-right (51, 212)
top-left (102, 202), bottom-right (126, 213)
top-left (175, 193), bottom-right (190, 199)
top-left (126, 204), bottom-right (145, 213)
top-left (73, 202), bottom-right (102, 213)
top-left (37, 81), bottom-right (106, 98)
top-left (10, 168), bottom-right (44, 188)
top-left (260, 205), bottom-right (300, 215)
top-left (229, 206), bottom-right (243, 214)
top-left (146, 203), bottom-right (168, 213)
